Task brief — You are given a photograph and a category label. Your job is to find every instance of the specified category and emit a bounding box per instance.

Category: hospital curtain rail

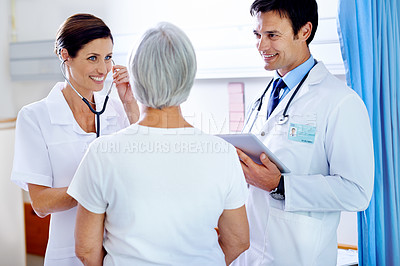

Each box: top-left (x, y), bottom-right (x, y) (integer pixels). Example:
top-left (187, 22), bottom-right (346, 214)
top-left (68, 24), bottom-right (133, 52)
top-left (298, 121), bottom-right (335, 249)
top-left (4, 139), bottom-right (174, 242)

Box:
top-left (338, 0), bottom-right (400, 265)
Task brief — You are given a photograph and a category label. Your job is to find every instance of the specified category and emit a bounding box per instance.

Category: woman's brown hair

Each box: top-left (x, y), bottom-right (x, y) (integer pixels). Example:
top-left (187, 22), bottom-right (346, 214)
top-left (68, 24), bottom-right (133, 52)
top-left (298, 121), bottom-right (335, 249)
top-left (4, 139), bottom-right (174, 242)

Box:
top-left (54, 13), bottom-right (113, 58)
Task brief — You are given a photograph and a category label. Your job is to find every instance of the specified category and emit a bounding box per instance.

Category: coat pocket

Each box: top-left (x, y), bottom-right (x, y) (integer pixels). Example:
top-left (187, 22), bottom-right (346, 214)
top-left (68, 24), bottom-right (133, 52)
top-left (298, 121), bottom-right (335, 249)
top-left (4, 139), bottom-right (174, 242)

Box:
top-left (262, 207), bottom-right (323, 266)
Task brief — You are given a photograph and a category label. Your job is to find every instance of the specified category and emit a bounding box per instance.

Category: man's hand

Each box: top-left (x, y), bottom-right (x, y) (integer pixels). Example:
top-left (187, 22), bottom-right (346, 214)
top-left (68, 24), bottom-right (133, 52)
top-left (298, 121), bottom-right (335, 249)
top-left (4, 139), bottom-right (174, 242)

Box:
top-left (236, 149), bottom-right (281, 192)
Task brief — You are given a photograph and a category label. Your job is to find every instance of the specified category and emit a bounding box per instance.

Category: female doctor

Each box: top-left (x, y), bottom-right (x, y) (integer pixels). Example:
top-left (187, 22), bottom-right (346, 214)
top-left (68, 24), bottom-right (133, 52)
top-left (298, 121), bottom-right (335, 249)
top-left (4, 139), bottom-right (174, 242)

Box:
top-left (11, 14), bottom-right (139, 265)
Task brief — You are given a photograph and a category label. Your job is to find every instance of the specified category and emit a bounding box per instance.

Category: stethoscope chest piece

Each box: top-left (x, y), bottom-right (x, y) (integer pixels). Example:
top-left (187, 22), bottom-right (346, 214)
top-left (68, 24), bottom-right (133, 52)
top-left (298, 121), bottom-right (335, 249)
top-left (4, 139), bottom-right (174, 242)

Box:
top-left (277, 115), bottom-right (289, 125)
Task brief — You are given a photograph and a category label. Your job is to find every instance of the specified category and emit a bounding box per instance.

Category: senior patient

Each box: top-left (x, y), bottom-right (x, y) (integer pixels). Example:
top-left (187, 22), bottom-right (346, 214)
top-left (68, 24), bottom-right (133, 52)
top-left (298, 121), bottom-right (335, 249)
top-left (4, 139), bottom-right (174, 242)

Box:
top-left (67, 22), bottom-right (249, 266)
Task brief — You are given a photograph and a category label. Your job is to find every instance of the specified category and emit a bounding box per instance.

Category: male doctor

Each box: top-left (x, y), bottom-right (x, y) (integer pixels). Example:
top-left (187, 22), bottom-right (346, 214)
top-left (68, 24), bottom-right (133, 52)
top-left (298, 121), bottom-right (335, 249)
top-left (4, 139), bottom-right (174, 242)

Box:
top-left (232, 0), bottom-right (374, 265)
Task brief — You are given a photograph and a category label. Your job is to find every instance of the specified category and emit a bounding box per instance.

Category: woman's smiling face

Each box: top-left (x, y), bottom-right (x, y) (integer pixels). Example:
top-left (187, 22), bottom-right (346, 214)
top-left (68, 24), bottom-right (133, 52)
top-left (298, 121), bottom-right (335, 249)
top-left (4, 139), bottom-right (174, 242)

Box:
top-left (66, 37), bottom-right (114, 93)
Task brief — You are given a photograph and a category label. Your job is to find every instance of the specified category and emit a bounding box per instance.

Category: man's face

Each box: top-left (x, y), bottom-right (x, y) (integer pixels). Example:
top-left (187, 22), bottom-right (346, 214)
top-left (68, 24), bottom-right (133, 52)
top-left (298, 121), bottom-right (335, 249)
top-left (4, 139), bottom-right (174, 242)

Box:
top-left (253, 11), bottom-right (310, 77)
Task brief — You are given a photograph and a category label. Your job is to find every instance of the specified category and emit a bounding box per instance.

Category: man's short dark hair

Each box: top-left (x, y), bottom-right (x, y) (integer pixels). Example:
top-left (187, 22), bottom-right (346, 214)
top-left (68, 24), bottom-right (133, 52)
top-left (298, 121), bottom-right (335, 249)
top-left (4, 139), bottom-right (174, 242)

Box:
top-left (250, 0), bottom-right (318, 45)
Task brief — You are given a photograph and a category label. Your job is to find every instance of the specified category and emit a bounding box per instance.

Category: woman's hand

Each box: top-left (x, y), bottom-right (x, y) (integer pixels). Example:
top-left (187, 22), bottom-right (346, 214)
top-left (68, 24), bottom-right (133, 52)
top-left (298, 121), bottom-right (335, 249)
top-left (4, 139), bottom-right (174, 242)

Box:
top-left (113, 65), bottom-right (135, 104)
top-left (112, 64), bottom-right (140, 124)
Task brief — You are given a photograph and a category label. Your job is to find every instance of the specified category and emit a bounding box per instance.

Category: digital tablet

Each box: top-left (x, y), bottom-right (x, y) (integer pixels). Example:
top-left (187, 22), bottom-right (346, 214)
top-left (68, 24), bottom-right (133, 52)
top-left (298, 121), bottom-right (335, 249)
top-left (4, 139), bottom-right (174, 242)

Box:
top-left (216, 133), bottom-right (291, 173)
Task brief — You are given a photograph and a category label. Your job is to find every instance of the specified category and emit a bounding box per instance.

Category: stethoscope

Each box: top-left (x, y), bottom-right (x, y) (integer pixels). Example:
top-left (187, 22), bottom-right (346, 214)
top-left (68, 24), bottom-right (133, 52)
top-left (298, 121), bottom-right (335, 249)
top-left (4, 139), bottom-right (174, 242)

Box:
top-left (242, 60), bottom-right (317, 133)
top-left (60, 59), bottom-right (115, 138)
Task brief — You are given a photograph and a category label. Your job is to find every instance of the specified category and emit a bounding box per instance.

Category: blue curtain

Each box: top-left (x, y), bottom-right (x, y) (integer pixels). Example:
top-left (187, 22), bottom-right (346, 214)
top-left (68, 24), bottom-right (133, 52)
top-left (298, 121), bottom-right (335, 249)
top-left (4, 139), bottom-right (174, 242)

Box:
top-left (338, 0), bottom-right (400, 265)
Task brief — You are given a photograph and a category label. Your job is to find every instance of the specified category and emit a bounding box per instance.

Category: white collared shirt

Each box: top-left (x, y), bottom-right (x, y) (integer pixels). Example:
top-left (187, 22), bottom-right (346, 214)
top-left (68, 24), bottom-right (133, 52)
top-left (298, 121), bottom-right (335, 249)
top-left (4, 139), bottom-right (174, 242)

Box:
top-left (11, 82), bottom-right (129, 264)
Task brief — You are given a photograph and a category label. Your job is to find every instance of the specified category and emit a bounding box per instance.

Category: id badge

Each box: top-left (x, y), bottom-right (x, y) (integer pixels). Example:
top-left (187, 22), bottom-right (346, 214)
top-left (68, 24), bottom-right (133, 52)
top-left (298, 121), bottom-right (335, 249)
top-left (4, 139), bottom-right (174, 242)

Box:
top-left (288, 123), bottom-right (316, 144)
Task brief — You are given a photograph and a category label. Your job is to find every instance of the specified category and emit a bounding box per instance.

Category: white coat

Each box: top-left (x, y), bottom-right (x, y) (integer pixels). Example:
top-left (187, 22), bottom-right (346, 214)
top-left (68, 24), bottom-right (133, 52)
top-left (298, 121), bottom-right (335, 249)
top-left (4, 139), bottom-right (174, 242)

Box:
top-left (233, 62), bottom-right (374, 266)
top-left (11, 82), bottom-right (129, 266)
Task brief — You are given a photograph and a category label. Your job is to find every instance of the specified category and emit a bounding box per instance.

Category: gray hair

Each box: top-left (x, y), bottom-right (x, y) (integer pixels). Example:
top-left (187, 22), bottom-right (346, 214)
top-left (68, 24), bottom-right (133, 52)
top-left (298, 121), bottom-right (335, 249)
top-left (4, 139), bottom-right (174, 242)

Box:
top-left (128, 22), bottom-right (197, 109)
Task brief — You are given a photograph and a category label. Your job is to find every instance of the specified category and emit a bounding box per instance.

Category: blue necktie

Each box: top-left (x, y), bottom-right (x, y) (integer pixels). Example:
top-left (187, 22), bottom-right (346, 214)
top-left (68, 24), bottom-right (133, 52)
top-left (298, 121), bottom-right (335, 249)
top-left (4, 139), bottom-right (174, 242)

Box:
top-left (267, 78), bottom-right (287, 118)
